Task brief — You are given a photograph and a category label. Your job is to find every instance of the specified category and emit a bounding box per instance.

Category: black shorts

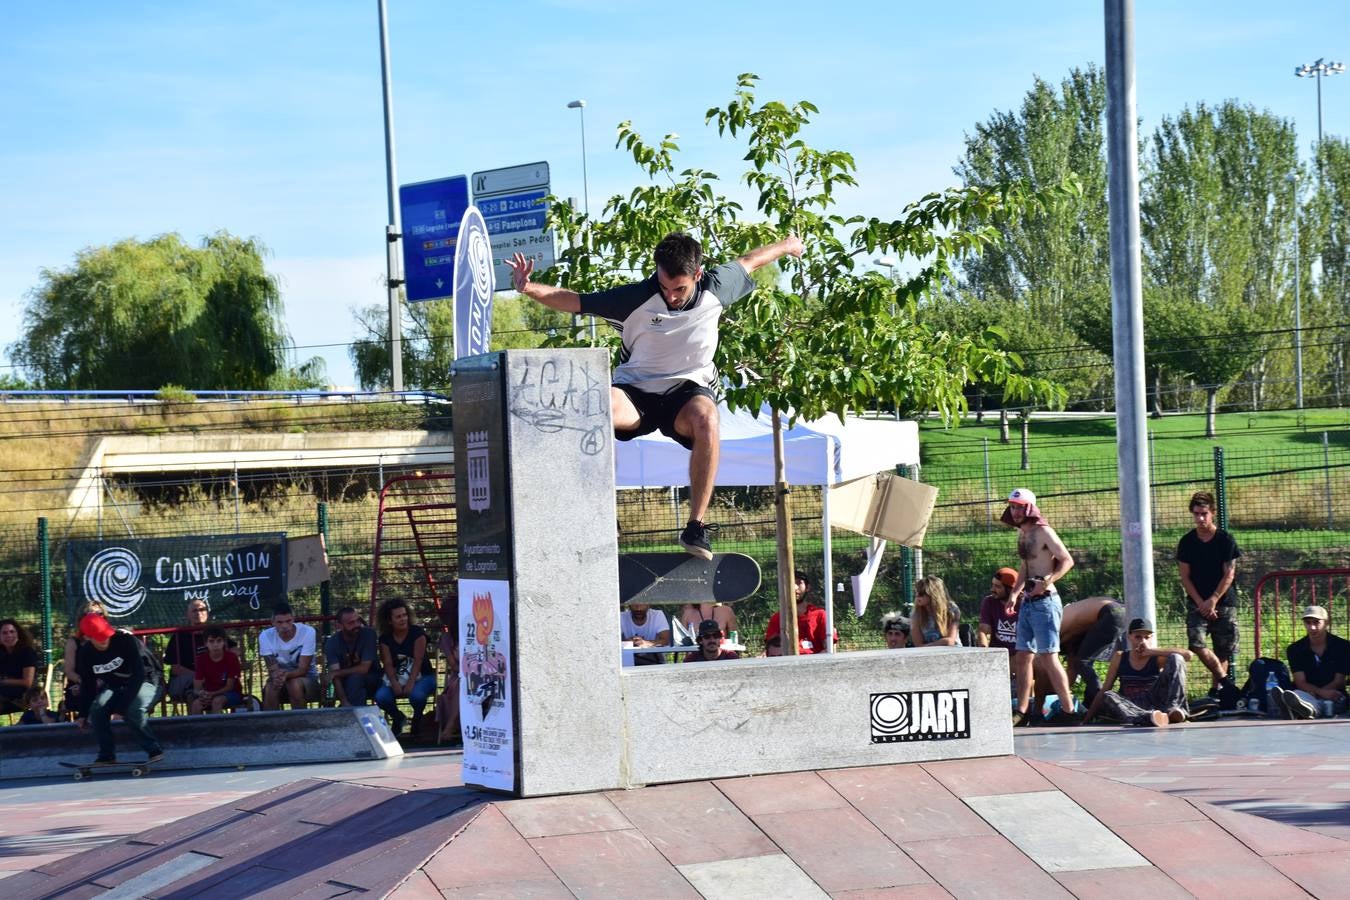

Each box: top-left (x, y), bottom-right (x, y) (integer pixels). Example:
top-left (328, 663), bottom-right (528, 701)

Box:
top-left (1187, 605), bottom-right (1239, 659)
top-left (614, 382), bottom-right (715, 451)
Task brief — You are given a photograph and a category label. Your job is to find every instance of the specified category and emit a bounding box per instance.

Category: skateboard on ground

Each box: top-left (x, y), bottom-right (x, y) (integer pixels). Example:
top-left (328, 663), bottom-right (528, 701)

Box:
top-left (59, 760), bottom-right (153, 780)
top-left (619, 552), bottom-right (761, 606)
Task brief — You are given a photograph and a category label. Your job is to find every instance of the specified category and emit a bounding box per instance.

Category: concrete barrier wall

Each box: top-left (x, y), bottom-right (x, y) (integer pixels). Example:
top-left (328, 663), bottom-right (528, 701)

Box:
top-left (0, 707), bottom-right (401, 780)
top-left (620, 647), bottom-right (1012, 787)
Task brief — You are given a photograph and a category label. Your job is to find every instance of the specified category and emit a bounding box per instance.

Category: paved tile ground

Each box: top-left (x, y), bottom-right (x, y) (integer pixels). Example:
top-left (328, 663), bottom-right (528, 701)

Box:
top-left (5, 721), bottom-right (1350, 897)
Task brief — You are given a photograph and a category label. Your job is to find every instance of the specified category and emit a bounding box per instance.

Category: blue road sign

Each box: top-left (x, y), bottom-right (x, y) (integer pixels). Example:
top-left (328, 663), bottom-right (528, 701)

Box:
top-left (399, 175), bottom-right (470, 303)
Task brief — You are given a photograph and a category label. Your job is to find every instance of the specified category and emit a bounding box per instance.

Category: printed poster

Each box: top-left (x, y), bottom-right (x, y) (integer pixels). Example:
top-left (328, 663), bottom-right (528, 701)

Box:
top-left (459, 577), bottom-right (515, 791)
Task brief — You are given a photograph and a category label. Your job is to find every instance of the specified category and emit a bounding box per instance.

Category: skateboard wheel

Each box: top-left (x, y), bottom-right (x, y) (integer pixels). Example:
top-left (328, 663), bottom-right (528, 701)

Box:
top-left (131, 767), bottom-right (145, 777)
top-left (73, 771), bottom-right (86, 781)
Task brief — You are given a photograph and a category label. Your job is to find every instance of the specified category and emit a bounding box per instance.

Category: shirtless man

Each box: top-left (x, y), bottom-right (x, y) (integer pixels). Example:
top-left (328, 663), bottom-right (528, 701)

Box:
top-left (506, 232), bottom-right (803, 559)
top-left (1003, 488), bottom-right (1079, 726)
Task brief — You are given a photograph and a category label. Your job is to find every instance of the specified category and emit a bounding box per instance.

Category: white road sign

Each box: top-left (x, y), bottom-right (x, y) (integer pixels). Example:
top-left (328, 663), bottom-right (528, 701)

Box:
top-left (471, 161), bottom-right (556, 292)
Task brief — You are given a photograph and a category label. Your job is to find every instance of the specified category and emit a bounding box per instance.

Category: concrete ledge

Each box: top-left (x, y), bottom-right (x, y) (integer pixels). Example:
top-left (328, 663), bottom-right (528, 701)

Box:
top-left (620, 647), bottom-right (1012, 786)
top-left (0, 707), bottom-right (401, 780)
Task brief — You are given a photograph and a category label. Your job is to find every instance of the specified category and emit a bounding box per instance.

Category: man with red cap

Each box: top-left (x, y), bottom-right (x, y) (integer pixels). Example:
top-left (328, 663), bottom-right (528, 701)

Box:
top-left (72, 613), bottom-right (163, 766)
top-left (1002, 488), bottom-right (1079, 726)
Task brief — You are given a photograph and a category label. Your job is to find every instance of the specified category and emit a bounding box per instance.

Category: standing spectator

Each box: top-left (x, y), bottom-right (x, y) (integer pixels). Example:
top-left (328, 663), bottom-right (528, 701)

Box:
top-left (1273, 605), bottom-right (1350, 719)
top-left (621, 601), bottom-right (672, 667)
top-left (72, 614), bottom-right (163, 766)
top-left (1176, 490), bottom-right (1241, 695)
top-left (162, 599), bottom-right (212, 704)
top-left (976, 567), bottom-right (1020, 654)
top-left (62, 600), bottom-right (105, 715)
top-left (259, 603), bottom-right (320, 710)
top-left (880, 612), bottom-right (910, 649)
top-left (189, 626), bottom-right (243, 715)
top-left (375, 599), bottom-right (437, 736)
top-left (1084, 618), bottom-right (1192, 727)
top-left (0, 619), bottom-right (39, 715)
top-left (323, 607), bottom-right (381, 707)
top-left (910, 575), bottom-right (962, 647)
top-left (1003, 488), bottom-right (1079, 726)
top-left (764, 571), bottom-right (836, 655)
top-left (683, 620), bottom-right (741, 662)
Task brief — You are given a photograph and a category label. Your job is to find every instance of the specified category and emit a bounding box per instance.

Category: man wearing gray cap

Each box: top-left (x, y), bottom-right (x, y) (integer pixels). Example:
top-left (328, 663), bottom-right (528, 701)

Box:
top-left (1084, 617), bottom-right (1192, 727)
top-left (1273, 605), bottom-right (1350, 719)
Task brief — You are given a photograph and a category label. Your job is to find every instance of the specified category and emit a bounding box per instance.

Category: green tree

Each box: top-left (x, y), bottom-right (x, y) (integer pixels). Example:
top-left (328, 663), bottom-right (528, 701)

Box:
top-left (11, 232), bottom-right (323, 391)
top-left (1141, 101), bottom-right (1300, 409)
top-left (537, 74), bottom-right (1066, 645)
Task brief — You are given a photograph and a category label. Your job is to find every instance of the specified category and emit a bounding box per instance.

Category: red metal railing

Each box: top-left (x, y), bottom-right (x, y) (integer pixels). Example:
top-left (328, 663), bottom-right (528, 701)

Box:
top-left (368, 472), bottom-right (457, 623)
top-left (1252, 567), bottom-right (1350, 658)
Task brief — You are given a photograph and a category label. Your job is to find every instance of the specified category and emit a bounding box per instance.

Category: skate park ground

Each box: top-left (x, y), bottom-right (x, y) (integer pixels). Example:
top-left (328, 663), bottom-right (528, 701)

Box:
top-left (2, 719), bottom-right (1348, 898)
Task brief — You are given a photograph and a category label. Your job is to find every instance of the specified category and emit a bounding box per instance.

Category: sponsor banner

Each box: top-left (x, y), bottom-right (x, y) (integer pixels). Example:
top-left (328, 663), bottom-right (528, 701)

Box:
top-left (870, 689), bottom-right (971, 743)
top-left (66, 534), bottom-right (287, 626)
top-left (460, 578), bottom-right (515, 792)
top-left (453, 205), bottom-right (496, 359)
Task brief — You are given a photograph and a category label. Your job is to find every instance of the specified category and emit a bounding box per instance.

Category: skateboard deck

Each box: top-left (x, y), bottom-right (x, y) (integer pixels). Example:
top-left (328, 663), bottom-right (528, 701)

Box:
top-left (619, 552), bottom-right (761, 606)
top-left (59, 760), bottom-right (152, 780)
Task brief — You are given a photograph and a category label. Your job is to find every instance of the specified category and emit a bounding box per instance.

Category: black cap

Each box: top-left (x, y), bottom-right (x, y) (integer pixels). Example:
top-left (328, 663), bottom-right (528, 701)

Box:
top-left (697, 619), bottom-right (722, 637)
top-left (1127, 617), bottom-right (1154, 634)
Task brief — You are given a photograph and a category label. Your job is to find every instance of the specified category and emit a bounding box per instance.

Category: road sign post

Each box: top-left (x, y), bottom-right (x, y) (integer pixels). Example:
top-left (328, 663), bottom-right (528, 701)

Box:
top-left (399, 175), bottom-right (471, 303)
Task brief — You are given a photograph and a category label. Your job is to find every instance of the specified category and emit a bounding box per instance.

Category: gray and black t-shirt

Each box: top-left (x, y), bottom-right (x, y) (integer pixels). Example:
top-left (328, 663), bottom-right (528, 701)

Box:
top-left (578, 261), bottom-right (755, 393)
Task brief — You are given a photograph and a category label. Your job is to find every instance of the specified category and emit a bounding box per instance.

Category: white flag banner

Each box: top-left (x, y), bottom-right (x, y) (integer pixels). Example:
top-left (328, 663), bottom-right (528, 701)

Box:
top-left (453, 205), bottom-right (496, 359)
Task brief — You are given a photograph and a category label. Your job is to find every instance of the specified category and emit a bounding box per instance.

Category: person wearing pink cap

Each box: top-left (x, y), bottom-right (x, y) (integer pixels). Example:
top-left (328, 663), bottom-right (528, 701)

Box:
top-left (71, 613), bottom-right (163, 767)
top-left (1002, 488), bottom-right (1079, 726)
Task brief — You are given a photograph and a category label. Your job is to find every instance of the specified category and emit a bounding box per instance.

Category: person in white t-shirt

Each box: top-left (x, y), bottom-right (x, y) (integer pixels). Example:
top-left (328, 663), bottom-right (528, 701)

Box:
top-left (621, 602), bottom-right (671, 667)
top-left (258, 603), bottom-right (320, 710)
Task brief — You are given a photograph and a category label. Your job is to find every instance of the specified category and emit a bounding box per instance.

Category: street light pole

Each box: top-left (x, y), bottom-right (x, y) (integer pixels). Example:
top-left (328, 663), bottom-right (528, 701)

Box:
top-left (1295, 58), bottom-right (1345, 177)
top-left (1288, 173), bottom-right (1304, 409)
top-left (377, 0), bottom-right (403, 393)
top-left (567, 100), bottom-right (590, 218)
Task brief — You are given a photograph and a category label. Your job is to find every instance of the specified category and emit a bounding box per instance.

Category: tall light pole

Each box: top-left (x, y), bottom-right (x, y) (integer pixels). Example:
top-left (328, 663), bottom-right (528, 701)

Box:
top-left (567, 100), bottom-right (590, 218)
top-left (1287, 172), bottom-right (1304, 409)
top-left (377, 0), bottom-right (403, 393)
top-left (1295, 58), bottom-right (1345, 176)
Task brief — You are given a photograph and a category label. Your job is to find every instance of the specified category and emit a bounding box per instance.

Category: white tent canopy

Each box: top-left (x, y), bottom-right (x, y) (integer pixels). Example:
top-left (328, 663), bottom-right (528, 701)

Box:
top-left (614, 403), bottom-right (920, 650)
top-left (614, 403), bottom-right (919, 489)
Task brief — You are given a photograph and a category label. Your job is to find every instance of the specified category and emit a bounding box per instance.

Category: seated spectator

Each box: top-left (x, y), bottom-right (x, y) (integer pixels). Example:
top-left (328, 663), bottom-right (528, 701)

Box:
top-left (684, 620), bottom-right (741, 663)
top-left (0, 619), bottom-right (39, 715)
top-left (977, 568), bottom-right (1019, 654)
top-left (435, 604), bottom-right (461, 744)
top-left (910, 575), bottom-right (961, 647)
top-left (189, 626), bottom-right (243, 715)
top-left (764, 571), bottom-right (836, 655)
top-left (881, 612), bottom-right (910, 649)
top-left (323, 607), bottom-right (381, 707)
top-left (1273, 605), bottom-right (1350, 719)
top-left (621, 601), bottom-right (672, 667)
top-left (259, 603), bottom-right (320, 710)
top-left (62, 601), bottom-right (106, 715)
top-left (19, 686), bottom-right (60, 725)
top-left (1054, 597), bottom-right (1126, 707)
top-left (764, 635), bottom-right (783, 657)
top-left (679, 602), bottom-right (738, 644)
top-left (1084, 618), bottom-right (1192, 727)
top-left (376, 598), bottom-right (438, 736)
top-left (162, 598), bottom-right (212, 702)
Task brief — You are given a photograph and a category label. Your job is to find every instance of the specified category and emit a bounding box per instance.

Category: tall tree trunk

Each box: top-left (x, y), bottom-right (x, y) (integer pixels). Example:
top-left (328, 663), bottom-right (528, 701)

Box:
top-left (1205, 388), bottom-right (1218, 439)
top-left (999, 407), bottom-right (1010, 444)
top-left (1151, 368), bottom-right (1163, 418)
top-left (772, 408), bottom-right (799, 655)
top-left (974, 389), bottom-right (984, 424)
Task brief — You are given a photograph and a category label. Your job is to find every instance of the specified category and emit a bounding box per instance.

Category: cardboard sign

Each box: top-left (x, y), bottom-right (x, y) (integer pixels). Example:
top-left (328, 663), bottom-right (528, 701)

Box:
top-left (286, 534), bottom-right (331, 591)
top-left (829, 472), bottom-right (938, 547)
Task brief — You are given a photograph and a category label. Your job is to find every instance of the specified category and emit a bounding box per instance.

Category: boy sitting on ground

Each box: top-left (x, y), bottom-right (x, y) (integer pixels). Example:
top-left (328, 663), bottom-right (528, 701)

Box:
top-left (1084, 618), bottom-right (1192, 727)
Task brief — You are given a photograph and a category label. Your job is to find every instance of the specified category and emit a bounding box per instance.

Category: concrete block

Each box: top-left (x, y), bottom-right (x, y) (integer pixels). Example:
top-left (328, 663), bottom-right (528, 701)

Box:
top-left (0, 708), bottom-right (401, 780)
top-left (621, 647), bottom-right (1012, 786)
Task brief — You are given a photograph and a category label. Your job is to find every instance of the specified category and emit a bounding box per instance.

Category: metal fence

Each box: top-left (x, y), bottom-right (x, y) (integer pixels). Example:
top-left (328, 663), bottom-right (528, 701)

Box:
top-left (4, 439), bottom-right (1349, 701)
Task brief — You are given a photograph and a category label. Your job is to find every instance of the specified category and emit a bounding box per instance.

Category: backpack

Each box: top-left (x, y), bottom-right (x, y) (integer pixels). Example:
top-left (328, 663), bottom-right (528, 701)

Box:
top-left (1239, 656), bottom-right (1292, 714)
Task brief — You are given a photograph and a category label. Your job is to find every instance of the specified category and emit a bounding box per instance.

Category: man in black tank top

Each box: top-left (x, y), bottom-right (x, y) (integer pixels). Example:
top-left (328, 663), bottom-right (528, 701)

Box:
top-left (1084, 618), bottom-right (1193, 727)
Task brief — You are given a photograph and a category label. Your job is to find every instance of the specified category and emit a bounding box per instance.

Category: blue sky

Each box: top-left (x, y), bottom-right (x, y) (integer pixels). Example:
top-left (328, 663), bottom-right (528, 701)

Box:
top-left (2, 2), bottom-right (1346, 389)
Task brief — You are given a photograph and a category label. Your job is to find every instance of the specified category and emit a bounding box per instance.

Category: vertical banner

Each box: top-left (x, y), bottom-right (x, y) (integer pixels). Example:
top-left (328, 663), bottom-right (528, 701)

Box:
top-left (453, 205), bottom-right (496, 359)
top-left (459, 578), bottom-right (514, 790)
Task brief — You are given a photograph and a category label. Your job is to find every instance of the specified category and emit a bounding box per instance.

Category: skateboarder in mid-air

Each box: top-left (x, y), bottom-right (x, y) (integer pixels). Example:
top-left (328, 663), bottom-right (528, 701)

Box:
top-left (507, 231), bottom-right (803, 558)
top-left (71, 613), bottom-right (163, 767)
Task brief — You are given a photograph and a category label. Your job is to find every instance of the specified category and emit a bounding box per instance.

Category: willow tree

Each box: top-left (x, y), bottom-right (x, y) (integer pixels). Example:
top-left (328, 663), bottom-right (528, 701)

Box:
top-left (538, 74), bottom-right (1067, 649)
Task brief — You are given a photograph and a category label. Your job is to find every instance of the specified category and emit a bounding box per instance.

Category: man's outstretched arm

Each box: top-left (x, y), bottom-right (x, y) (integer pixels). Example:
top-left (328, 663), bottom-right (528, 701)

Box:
top-left (505, 252), bottom-right (582, 313)
top-left (736, 236), bottom-right (804, 274)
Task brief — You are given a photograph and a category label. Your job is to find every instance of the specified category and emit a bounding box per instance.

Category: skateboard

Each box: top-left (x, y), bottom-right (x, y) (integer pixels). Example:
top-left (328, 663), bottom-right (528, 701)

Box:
top-left (619, 552), bottom-right (761, 606)
top-left (59, 760), bottom-right (152, 780)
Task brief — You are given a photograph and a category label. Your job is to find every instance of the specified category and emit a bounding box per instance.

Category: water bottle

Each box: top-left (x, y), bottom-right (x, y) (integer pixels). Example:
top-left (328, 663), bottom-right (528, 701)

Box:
top-left (1264, 670), bottom-right (1279, 715)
